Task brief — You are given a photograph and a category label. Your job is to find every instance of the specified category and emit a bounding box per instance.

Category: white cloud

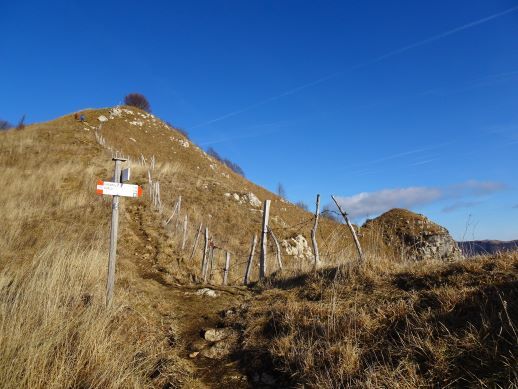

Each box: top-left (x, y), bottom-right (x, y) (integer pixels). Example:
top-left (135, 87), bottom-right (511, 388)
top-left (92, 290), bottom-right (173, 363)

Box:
top-left (334, 180), bottom-right (505, 219)
top-left (335, 187), bottom-right (441, 218)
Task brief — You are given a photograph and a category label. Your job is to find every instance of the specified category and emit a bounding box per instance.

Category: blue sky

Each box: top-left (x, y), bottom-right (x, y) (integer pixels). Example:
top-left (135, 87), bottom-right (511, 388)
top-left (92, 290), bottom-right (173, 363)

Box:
top-left (2, 1), bottom-right (518, 240)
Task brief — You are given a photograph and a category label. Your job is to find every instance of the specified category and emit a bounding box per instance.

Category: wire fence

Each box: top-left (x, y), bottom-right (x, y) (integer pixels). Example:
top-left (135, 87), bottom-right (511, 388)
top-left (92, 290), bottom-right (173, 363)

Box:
top-left (92, 124), bottom-right (361, 287)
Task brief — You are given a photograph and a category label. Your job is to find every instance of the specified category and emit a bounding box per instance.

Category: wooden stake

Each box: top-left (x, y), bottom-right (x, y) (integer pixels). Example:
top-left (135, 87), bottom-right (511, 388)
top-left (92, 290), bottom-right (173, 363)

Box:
top-left (268, 226), bottom-right (283, 271)
top-left (181, 214), bottom-right (188, 250)
top-left (201, 227), bottom-right (209, 281)
top-left (259, 200), bottom-right (271, 280)
top-left (106, 157), bottom-right (127, 308)
top-left (244, 234), bottom-right (257, 285)
top-left (176, 196), bottom-right (182, 229)
top-left (208, 246), bottom-right (215, 282)
top-left (331, 195), bottom-right (364, 262)
top-left (311, 194), bottom-right (321, 270)
top-left (165, 196), bottom-right (181, 225)
top-left (223, 251), bottom-right (230, 286)
top-left (190, 223), bottom-right (203, 261)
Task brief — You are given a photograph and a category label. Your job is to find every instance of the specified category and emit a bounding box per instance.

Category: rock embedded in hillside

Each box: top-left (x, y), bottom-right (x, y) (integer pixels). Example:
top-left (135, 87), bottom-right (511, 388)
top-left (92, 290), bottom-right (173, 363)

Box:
top-left (363, 208), bottom-right (463, 261)
top-left (224, 192), bottom-right (262, 208)
top-left (281, 235), bottom-right (313, 261)
top-left (195, 288), bottom-right (219, 298)
top-left (203, 327), bottom-right (236, 342)
top-left (199, 340), bottom-right (234, 359)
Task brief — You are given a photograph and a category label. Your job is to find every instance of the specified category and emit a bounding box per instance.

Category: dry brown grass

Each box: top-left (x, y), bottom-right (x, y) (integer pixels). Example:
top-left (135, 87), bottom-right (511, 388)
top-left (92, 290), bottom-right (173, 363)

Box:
top-left (0, 240), bottom-right (163, 388)
top-left (242, 253), bottom-right (518, 388)
top-left (0, 124), bottom-right (190, 388)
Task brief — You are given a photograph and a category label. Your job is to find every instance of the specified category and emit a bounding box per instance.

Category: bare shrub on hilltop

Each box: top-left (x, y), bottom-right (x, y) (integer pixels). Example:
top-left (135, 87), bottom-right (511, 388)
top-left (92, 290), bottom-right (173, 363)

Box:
top-left (124, 93), bottom-right (151, 113)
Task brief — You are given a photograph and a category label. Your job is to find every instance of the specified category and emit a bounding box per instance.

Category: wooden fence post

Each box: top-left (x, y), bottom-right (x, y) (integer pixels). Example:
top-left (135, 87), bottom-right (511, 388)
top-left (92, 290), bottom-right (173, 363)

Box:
top-left (223, 251), bottom-right (230, 286)
top-left (331, 195), bottom-right (364, 262)
top-left (165, 196), bottom-right (181, 225)
top-left (181, 214), bottom-right (188, 250)
top-left (208, 246), bottom-right (216, 282)
top-left (244, 234), bottom-right (258, 285)
top-left (175, 196), bottom-right (182, 229)
top-left (259, 200), bottom-right (271, 280)
top-left (268, 226), bottom-right (283, 271)
top-left (190, 223), bottom-right (203, 261)
top-left (201, 227), bottom-right (209, 280)
top-left (311, 194), bottom-right (321, 270)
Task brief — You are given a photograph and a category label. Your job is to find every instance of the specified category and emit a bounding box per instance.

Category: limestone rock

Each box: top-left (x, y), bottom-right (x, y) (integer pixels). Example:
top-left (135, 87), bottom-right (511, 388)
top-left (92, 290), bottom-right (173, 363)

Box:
top-left (225, 192), bottom-right (262, 208)
top-left (195, 288), bottom-right (219, 298)
top-left (281, 234), bottom-right (313, 261)
top-left (203, 327), bottom-right (236, 342)
top-left (363, 208), bottom-right (463, 261)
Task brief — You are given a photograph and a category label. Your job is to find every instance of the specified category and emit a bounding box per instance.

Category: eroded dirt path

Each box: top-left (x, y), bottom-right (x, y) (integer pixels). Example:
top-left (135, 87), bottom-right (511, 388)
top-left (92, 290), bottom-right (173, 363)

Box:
top-left (117, 203), bottom-right (262, 388)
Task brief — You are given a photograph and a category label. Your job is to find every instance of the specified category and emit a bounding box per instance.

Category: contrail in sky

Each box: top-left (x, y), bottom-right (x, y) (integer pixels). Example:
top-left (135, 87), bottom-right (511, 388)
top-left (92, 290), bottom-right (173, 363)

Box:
top-left (191, 5), bottom-right (518, 129)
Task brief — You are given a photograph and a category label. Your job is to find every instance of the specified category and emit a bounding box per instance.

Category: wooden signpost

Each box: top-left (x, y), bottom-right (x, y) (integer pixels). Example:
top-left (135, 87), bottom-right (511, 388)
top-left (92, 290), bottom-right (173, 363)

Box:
top-left (97, 158), bottom-right (143, 307)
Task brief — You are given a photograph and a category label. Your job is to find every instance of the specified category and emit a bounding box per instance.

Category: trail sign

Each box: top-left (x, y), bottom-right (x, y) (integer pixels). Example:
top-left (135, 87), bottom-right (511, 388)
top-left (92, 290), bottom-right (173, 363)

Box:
top-left (109, 167), bottom-right (131, 183)
top-left (96, 180), bottom-right (142, 198)
top-left (98, 157), bottom-right (142, 308)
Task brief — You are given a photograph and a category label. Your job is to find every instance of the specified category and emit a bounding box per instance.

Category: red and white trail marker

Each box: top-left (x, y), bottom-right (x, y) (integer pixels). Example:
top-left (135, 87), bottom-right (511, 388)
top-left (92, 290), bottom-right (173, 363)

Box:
top-left (96, 180), bottom-right (142, 198)
top-left (99, 158), bottom-right (143, 308)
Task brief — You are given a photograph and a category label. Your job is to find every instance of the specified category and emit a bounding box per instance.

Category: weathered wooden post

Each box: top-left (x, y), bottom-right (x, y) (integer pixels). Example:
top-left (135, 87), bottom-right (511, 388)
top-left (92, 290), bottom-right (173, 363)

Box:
top-left (97, 158), bottom-right (142, 308)
top-left (106, 158), bottom-right (124, 308)
top-left (202, 227), bottom-right (209, 281)
top-left (311, 194), bottom-right (321, 270)
top-left (209, 246), bottom-right (217, 282)
top-left (165, 196), bottom-right (181, 225)
top-left (259, 200), bottom-right (271, 280)
top-left (190, 223), bottom-right (203, 261)
top-left (181, 214), bottom-right (188, 250)
top-left (331, 195), bottom-right (364, 262)
top-left (268, 226), bottom-right (283, 271)
top-left (223, 251), bottom-right (230, 286)
top-left (244, 234), bottom-right (258, 285)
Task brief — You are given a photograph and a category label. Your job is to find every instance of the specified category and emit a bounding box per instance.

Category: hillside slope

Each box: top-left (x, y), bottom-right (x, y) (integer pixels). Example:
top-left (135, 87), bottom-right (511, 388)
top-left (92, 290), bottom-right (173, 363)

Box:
top-left (1, 107), bottom-right (516, 388)
top-left (0, 106), bottom-right (356, 388)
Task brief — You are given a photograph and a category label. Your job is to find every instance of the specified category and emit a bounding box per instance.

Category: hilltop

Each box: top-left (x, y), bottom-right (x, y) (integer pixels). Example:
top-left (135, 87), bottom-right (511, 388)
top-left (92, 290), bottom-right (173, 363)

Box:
top-left (0, 107), bottom-right (516, 388)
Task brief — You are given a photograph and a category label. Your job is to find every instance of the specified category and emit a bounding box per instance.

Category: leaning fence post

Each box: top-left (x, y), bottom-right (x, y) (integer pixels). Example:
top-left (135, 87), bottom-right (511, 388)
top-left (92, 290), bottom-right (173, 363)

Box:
top-left (331, 195), bottom-right (364, 262)
top-left (190, 223), bottom-right (203, 261)
top-left (259, 200), bottom-right (271, 280)
top-left (223, 251), bottom-right (230, 286)
top-left (311, 194), bottom-right (321, 270)
top-left (165, 196), bottom-right (181, 225)
top-left (268, 226), bottom-right (283, 271)
top-left (244, 234), bottom-right (258, 285)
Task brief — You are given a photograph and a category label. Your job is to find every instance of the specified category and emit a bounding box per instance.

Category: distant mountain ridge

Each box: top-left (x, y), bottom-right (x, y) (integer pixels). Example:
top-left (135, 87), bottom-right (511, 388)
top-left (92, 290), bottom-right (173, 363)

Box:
top-left (457, 240), bottom-right (518, 256)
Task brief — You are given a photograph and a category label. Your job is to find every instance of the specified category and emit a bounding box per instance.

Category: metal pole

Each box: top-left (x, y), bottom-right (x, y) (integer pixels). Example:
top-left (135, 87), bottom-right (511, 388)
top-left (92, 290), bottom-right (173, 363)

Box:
top-left (106, 157), bottom-right (126, 308)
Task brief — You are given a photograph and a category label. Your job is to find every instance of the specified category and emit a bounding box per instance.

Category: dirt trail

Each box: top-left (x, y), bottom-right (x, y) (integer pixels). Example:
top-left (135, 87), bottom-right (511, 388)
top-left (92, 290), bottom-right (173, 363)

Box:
top-left (118, 202), bottom-right (260, 388)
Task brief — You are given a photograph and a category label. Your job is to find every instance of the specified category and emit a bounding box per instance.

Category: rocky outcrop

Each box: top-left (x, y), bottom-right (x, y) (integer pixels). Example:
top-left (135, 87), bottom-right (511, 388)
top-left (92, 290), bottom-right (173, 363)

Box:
top-left (281, 235), bottom-right (313, 261)
top-left (224, 192), bottom-right (262, 208)
top-left (363, 208), bottom-right (463, 261)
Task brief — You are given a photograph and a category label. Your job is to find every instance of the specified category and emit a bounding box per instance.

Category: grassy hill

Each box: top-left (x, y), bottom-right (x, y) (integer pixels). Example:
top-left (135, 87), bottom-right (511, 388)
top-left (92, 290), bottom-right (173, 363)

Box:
top-left (0, 107), bottom-right (516, 388)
